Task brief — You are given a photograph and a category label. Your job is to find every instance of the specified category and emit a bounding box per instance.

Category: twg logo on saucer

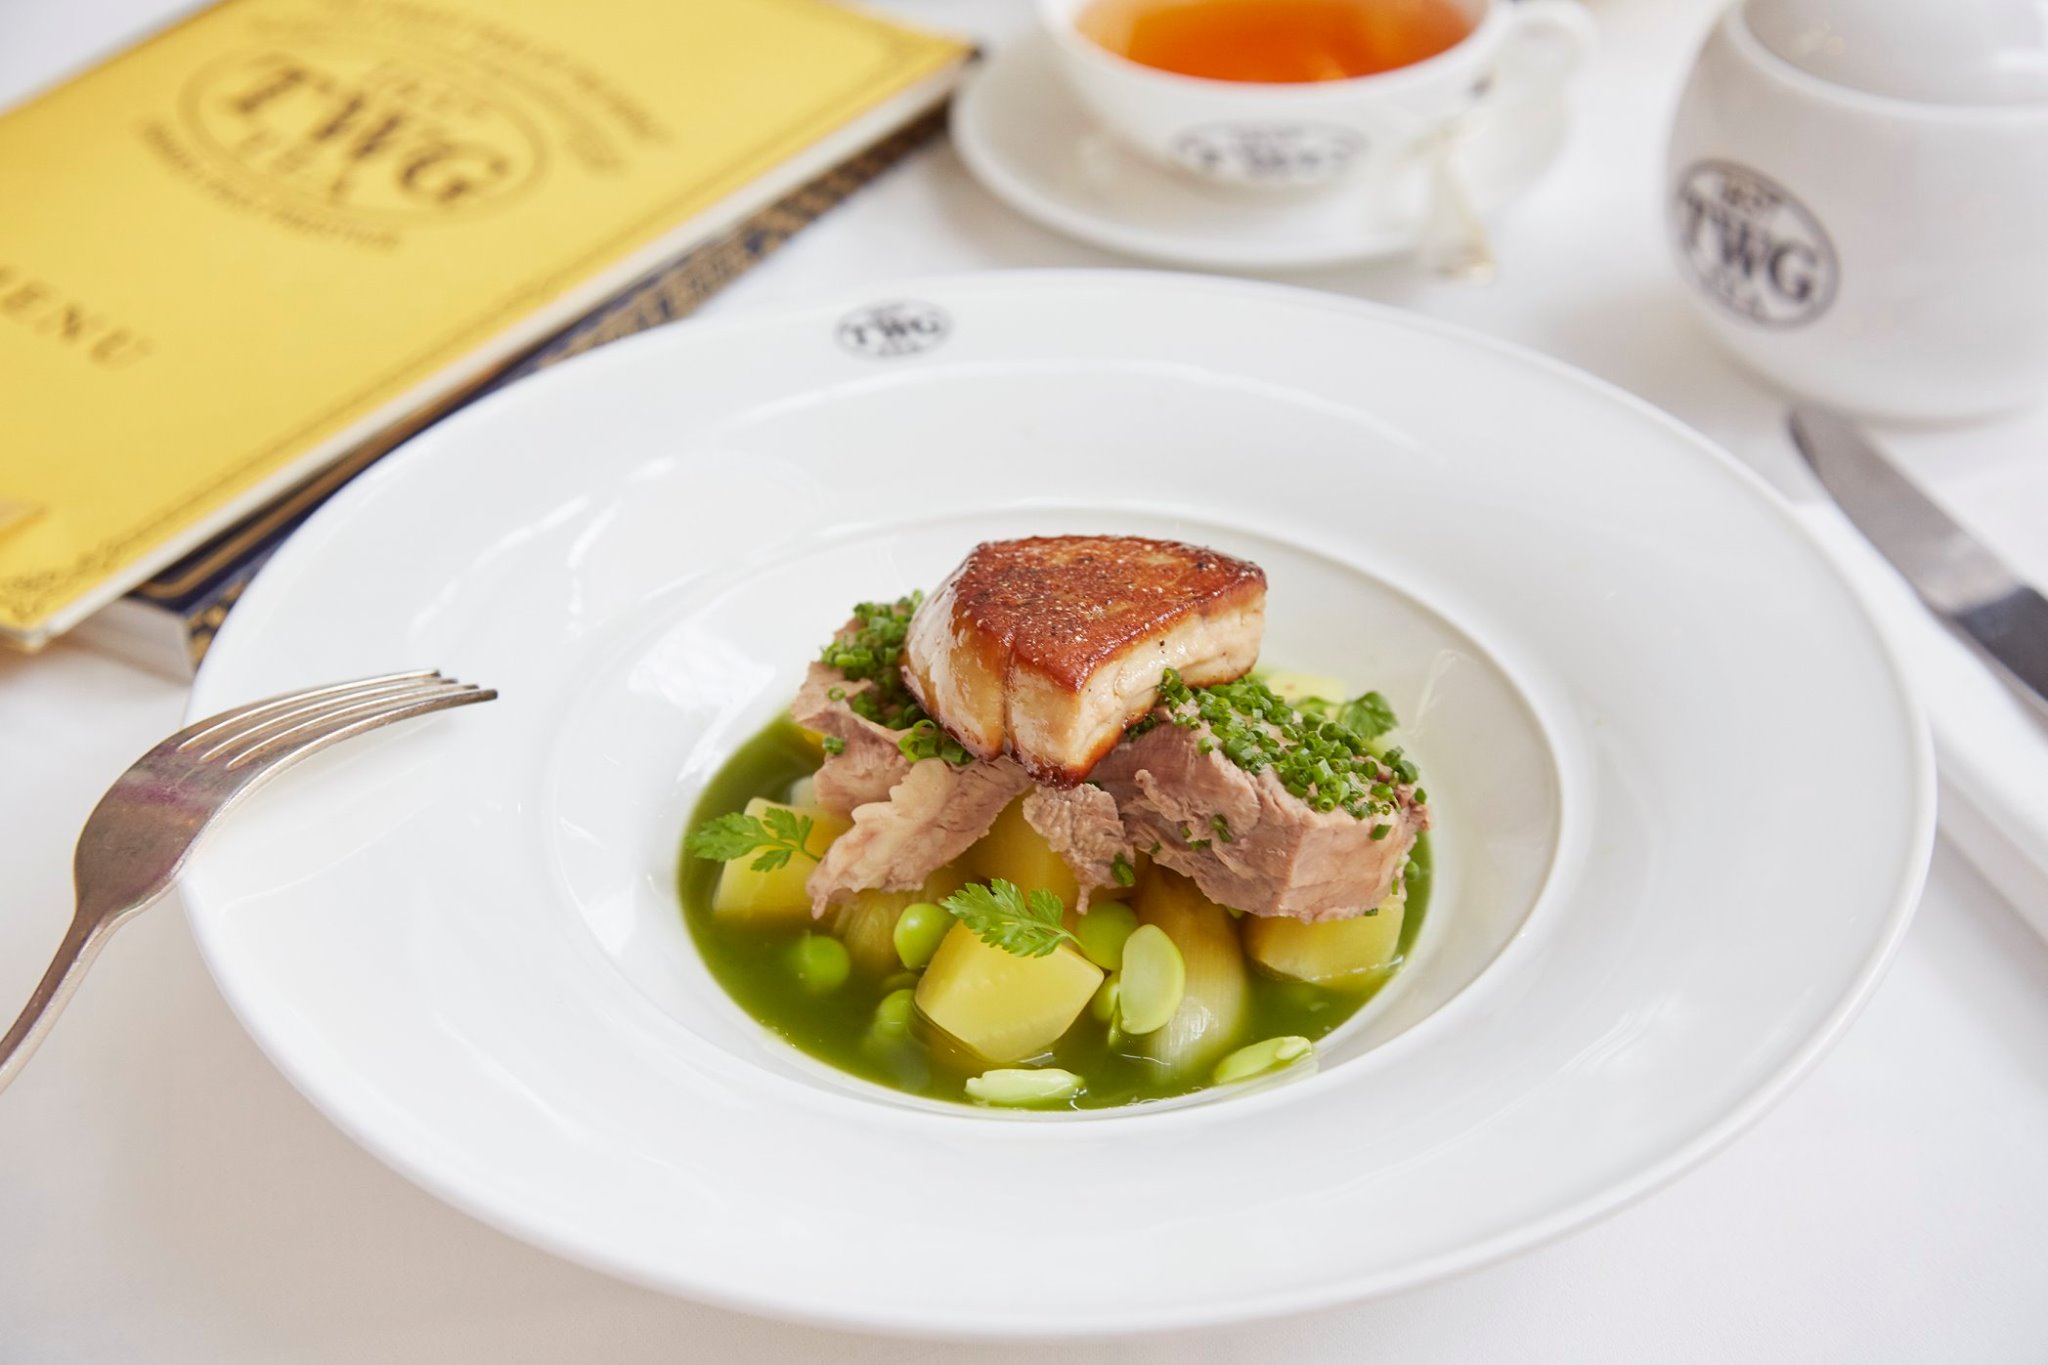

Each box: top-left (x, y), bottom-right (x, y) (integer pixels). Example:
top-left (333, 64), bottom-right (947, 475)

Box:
top-left (1673, 161), bottom-right (1837, 327)
top-left (1172, 124), bottom-right (1364, 187)
top-left (179, 41), bottom-right (546, 221)
top-left (836, 301), bottom-right (950, 359)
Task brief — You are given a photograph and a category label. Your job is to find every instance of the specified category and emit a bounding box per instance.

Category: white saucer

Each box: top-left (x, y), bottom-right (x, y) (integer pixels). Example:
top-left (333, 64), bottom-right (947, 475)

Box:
top-left (951, 34), bottom-right (1570, 271)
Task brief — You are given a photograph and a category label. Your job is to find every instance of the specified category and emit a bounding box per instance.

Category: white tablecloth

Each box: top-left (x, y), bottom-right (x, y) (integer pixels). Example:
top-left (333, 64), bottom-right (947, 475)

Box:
top-left (4, 2), bottom-right (2046, 1360)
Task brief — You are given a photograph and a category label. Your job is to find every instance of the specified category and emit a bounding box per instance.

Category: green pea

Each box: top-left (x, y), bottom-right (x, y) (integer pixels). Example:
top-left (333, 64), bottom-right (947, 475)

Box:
top-left (893, 901), bottom-right (951, 970)
top-left (1116, 924), bottom-right (1185, 1035)
top-left (964, 1068), bottom-right (1084, 1107)
top-left (789, 933), bottom-right (850, 994)
top-left (1212, 1036), bottom-right (1315, 1086)
top-left (874, 987), bottom-right (917, 1035)
top-left (1073, 903), bottom-right (1139, 970)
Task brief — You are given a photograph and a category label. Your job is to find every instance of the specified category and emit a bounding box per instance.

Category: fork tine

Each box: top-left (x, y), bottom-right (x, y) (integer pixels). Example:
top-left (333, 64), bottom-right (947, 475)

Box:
top-left (197, 676), bottom-right (472, 763)
top-left (172, 671), bottom-right (441, 753)
top-left (221, 684), bottom-right (497, 773)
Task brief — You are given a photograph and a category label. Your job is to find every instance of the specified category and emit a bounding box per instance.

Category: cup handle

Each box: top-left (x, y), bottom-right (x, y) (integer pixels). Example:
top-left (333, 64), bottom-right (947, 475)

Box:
top-left (1489, 0), bottom-right (1598, 105)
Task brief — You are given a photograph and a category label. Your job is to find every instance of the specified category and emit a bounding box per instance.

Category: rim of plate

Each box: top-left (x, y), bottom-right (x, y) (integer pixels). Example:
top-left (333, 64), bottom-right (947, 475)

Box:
top-left (184, 270), bottom-right (1935, 1338)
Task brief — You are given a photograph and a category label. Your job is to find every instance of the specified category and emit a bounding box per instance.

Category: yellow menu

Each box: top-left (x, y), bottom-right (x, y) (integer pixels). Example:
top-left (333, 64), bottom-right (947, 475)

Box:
top-left (0, 0), bottom-right (966, 648)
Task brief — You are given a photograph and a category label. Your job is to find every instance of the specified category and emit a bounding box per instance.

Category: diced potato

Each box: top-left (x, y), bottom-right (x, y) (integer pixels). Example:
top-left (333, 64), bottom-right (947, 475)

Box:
top-left (915, 922), bottom-right (1102, 1064)
top-left (969, 797), bottom-right (1079, 907)
top-left (1133, 871), bottom-right (1249, 1077)
top-left (970, 797), bottom-right (1134, 910)
top-left (1244, 885), bottom-right (1407, 986)
top-left (709, 798), bottom-right (851, 923)
top-left (1257, 669), bottom-right (1348, 706)
top-left (831, 864), bottom-right (969, 976)
top-left (785, 774), bottom-right (819, 807)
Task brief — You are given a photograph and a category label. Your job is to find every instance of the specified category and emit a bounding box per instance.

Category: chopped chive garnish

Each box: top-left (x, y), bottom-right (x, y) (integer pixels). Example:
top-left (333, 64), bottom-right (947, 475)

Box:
top-left (821, 595), bottom-right (929, 733)
top-left (1149, 668), bottom-right (1422, 825)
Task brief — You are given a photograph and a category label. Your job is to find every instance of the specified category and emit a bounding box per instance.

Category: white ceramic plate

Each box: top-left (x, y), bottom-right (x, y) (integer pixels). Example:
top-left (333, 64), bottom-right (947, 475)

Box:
top-left (951, 34), bottom-right (1569, 270)
top-left (185, 272), bottom-right (1932, 1337)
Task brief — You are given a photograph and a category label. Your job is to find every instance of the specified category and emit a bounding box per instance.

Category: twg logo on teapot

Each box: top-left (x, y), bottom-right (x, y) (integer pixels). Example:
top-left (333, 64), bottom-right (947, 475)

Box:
top-left (1672, 161), bottom-right (1838, 328)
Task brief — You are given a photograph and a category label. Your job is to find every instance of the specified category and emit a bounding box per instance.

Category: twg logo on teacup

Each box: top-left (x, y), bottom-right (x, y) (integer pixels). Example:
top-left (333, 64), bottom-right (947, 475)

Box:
top-left (836, 301), bottom-right (951, 359)
top-left (1171, 124), bottom-right (1366, 186)
top-left (1673, 161), bottom-right (1838, 328)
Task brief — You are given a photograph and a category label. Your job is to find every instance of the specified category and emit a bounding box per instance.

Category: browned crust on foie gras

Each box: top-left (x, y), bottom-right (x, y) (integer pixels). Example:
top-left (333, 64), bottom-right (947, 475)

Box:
top-left (900, 535), bottom-right (1266, 785)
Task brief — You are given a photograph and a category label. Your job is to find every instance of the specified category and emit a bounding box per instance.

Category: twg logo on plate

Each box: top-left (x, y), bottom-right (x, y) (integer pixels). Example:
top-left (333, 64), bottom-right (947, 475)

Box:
top-left (836, 301), bottom-right (950, 359)
top-left (1673, 161), bottom-right (1837, 327)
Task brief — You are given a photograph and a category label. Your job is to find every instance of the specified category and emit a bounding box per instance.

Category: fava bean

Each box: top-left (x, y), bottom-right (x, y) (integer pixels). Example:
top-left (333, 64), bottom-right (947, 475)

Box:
top-left (1088, 974), bottom-right (1120, 1025)
top-left (1212, 1035), bottom-right (1315, 1086)
top-left (892, 901), bottom-right (951, 970)
top-left (1116, 924), bottom-right (1185, 1035)
top-left (789, 933), bottom-right (851, 994)
top-left (964, 1068), bottom-right (1084, 1106)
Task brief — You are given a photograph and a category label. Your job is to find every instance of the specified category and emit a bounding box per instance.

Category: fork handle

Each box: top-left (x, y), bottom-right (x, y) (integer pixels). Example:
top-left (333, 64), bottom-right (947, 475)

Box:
top-left (0, 912), bottom-right (114, 1094)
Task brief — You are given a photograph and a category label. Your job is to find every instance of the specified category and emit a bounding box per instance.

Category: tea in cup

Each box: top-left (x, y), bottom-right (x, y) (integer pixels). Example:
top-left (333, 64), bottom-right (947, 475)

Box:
top-left (1039, 0), bottom-right (1595, 194)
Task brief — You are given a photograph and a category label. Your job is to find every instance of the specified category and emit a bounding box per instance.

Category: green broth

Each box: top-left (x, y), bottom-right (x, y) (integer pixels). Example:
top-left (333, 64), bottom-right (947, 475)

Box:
top-left (679, 718), bottom-right (1431, 1110)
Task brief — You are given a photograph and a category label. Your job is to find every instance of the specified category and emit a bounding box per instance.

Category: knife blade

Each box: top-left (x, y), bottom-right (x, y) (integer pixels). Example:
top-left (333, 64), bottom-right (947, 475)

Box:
top-left (1790, 404), bottom-right (2048, 715)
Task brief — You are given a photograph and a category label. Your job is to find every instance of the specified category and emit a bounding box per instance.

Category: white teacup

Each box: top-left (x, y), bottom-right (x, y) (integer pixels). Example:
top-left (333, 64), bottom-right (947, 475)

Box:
top-left (1039, 0), bottom-right (1595, 197)
top-left (1667, 0), bottom-right (2048, 423)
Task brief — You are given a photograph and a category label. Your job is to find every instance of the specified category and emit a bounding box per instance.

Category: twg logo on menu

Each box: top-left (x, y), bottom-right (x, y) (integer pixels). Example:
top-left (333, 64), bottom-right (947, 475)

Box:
top-left (836, 301), bottom-right (950, 359)
top-left (1673, 161), bottom-right (1838, 327)
top-left (179, 41), bottom-right (547, 222)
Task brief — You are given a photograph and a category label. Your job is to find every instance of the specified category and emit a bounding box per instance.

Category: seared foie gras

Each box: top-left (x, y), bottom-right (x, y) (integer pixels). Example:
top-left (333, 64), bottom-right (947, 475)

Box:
top-left (902, 536), bottom-right (1266, 784)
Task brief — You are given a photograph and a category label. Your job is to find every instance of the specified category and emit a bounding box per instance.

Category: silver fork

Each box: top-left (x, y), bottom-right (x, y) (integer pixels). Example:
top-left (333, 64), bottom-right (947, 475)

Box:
top-left (0, 670), bottom-right (496, 1094)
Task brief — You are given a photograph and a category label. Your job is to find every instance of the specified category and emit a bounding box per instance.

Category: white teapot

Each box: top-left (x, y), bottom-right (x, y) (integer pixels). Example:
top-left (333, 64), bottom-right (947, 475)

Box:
top-left (1666, 0), bottom-right (2048, 423)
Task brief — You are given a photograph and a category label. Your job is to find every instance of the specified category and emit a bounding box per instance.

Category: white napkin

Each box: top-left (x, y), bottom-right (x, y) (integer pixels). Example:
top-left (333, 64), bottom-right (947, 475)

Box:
top-left (1797, 507), bottom-right (2048, 929)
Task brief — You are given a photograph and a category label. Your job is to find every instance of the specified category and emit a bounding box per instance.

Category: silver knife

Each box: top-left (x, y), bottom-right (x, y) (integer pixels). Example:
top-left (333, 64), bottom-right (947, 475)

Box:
top-left (1790, 404), bottom-right (2048, 717)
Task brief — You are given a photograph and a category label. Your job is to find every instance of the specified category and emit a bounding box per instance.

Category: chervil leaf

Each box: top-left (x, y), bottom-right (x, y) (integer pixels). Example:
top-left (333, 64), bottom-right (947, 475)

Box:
top-left (686, 808), bottom-right (820, 868)
top-left (1335, 690), bottom-right (1398, 743)
top-left (686, 812), bottom-right (773, 862)
top-left (759, 805), bottom-right (813, 853)
top-left (941, 879), bottom-right (1078, 959)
